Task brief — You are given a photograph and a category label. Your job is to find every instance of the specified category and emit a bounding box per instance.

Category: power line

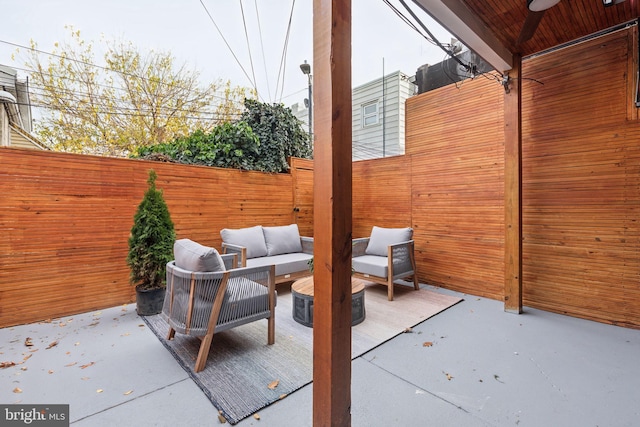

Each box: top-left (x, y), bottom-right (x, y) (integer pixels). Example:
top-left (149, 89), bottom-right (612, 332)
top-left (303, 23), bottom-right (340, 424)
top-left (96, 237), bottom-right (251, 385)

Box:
top-left (0, 44), bottom-right (248, 120)
top-left (0, 39), bottom-right (216, 95)
top-left (25, 74), bottom-right (245, 108)
top-left (26, 88), bottom-right (244, 119)
top-left (275, 0), bottom-right (296, 103)
top-left (199, 0), bottom-right (260, 99)
top-left (382, 0), bottom-right (512, 88)
top-left (17, 66), bottom-right (241, 106)
top-left (10, 100), bottom-right (241, 121)
top-left (1, 39), bottom-right (124, 78)
top-left (0, 39), bottom-right (252, 109)
top-left (395, 0), bottom-right (471, 73)
top-left (254, 0), bottom-right (272, 102)
top-left (239, 0), bottom-right (259, 102)
top-left (382, 0), bottom-right (437, 46)
top-left (280, 87), bottom-right (307, 101)
top-left (25, 80), bottom-right (245, 119)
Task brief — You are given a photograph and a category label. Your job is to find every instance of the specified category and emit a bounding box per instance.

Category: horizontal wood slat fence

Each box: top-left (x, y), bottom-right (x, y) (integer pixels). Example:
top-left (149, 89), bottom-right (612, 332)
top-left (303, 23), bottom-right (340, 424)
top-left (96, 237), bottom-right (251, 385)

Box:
top-left (407, 73), bottom-right (505, 302)
top-left (0, 152), bottom-right (302, 327)
top-left (1, 27), bottom-right (638, 328)
top-left (406, 27), bottom-right (639, 328)
top-left (519, 28), bottom-right (639, 328)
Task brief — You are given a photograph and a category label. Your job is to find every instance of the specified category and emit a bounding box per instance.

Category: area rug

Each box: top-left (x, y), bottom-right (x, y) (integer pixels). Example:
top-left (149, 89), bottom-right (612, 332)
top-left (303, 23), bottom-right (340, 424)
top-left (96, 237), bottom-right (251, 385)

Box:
top-left (143, 283), bottom-right (462, 424)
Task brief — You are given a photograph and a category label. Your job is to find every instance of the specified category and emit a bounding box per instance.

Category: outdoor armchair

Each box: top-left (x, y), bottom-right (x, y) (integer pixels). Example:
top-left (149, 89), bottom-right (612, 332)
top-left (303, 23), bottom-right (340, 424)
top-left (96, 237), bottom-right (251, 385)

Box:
top-left (161, 239), bottom-right (276, 373)
top-left (352, 226), bottom-right (419, 301)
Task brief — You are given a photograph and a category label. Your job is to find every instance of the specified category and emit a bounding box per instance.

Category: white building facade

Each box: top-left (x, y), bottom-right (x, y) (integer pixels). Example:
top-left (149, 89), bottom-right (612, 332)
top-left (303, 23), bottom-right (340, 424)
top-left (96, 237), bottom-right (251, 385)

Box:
top-left (291, 70), bottom-right (416, 161)
top-left (0, 65), bottom-right (44, 150)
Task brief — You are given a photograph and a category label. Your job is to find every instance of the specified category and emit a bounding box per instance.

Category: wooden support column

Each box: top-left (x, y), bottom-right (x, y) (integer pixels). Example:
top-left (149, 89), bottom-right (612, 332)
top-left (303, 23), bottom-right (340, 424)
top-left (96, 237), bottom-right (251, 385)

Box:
top-left (504, 54), bottom-right (523, 314)
top-left (312, 0), bottom-right (353, 426)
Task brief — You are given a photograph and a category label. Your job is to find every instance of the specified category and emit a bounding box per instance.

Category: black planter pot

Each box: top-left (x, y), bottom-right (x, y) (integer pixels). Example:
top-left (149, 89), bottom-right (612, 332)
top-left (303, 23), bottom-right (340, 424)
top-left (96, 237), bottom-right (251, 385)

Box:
top-left (135, 285), bottom-right (165, 316)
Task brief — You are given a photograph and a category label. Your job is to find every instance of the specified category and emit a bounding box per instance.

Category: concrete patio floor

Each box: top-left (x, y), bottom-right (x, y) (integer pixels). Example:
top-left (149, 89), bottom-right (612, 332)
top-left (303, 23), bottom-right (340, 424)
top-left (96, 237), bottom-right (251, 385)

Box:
top-left (1, 285), bottom-right (638, 426)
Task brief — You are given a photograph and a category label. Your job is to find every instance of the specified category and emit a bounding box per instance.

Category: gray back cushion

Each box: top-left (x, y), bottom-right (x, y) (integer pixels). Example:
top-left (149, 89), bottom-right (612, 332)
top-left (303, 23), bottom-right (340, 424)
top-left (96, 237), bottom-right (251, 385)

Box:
top-left (263, 224), bottom-right (302, 256)
top-left (220, 225), bottom-right (268, 259)
top-left (365, 226), bottom-right (413, 257)
top-left (174, 239), bottom-right (226, 272)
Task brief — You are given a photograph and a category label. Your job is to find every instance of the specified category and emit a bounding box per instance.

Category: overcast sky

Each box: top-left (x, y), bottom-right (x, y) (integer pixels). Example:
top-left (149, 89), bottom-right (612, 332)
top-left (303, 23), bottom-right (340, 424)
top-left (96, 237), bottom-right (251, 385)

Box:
top-left (0, 0), bottom-right (452, 106)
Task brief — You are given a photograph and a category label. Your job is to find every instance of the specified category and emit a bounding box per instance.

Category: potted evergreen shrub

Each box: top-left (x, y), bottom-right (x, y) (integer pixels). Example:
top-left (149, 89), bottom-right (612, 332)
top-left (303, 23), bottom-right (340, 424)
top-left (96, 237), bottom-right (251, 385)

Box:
top-left (126, 169), bottom-right (175, 315)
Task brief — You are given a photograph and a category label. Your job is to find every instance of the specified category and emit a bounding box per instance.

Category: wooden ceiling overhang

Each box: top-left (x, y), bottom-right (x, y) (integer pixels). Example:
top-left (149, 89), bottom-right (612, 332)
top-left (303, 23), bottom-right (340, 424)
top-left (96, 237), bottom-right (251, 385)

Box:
top-left (413, 0), bottom-right (639, 72)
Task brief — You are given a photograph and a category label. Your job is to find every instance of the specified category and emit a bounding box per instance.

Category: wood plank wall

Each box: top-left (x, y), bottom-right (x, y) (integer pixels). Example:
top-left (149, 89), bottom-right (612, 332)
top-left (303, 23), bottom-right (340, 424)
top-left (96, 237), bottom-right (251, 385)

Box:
top-left (520, 28), bottom-right (640, 328)
top-left (0, 149), bottom-right (297, 327)
top-left (291, 158), bottom-right (314, 237)
top-left (352, 156), bottom-right (412, 238)
top-left (406, 78), bottom-right (506, 299)
top-left (406, 26), bottom-right (639, 328)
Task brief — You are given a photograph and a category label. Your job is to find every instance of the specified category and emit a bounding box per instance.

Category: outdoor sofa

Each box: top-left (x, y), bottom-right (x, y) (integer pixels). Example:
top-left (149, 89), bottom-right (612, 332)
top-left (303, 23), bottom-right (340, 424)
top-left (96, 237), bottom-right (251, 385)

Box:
top-left (221, 224), bottom-right (314, 284)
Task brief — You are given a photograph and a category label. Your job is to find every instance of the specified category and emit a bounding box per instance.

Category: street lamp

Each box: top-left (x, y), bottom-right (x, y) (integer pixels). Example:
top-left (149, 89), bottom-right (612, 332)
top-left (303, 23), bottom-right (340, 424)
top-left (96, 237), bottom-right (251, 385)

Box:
top-left (300, 60), bottom-right (312, 140)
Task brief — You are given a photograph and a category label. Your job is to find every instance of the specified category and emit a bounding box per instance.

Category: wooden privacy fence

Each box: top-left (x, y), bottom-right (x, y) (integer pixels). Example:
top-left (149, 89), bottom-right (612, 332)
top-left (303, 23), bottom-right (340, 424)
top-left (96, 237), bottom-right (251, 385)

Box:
top-left (0, 147), bottom-right (415, 327)
top-left (0, 150), bottom-right (312, 327)
top-left (406, 27), bottom-right (640, 328)
top-left (518, 28), bottom-right (640, 327)
top-left (1, 27), bottom-right (638, 329)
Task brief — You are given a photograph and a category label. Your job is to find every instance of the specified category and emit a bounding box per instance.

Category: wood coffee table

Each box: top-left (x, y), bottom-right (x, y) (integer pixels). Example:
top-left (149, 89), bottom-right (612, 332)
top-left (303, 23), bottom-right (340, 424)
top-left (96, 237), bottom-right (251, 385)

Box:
top-left (291, 276), bottom-right (366, 327)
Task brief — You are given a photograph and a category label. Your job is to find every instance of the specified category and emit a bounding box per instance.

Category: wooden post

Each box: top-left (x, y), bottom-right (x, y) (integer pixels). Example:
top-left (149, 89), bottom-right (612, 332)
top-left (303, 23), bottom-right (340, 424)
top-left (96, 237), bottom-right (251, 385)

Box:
top-left (504, 54), bottom-right (523, 314)
top-left (312, 0), bottom-right (353, 426)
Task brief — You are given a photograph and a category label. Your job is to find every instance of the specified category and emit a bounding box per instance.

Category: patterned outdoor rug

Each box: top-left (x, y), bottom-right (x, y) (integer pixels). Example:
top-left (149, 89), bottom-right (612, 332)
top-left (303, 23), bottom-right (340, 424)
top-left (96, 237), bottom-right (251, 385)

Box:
top-left (143, 283), bottom-right (462, 424)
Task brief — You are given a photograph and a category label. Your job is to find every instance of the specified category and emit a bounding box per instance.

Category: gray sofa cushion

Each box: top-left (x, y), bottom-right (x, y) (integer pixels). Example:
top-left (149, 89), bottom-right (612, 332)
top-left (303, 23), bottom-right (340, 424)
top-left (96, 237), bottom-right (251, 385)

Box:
top-left (247, 253), bottom-right (313, 277)
top-left (365, 226), bottom-right (413, 257)
top-left (174, 239), bottom-right (225, 272)
top-left (263, 224), bottom-right (303, 256)
top-left (220, 225), bottom-right (268, 259)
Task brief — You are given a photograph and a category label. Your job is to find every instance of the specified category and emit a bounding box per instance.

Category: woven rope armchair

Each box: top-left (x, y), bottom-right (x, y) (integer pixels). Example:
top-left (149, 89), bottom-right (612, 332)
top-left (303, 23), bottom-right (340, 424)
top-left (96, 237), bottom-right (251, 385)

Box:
top-left (162, 259), bottom-right (276, 373)
top-left (352, 226), bottom-right (419, 301)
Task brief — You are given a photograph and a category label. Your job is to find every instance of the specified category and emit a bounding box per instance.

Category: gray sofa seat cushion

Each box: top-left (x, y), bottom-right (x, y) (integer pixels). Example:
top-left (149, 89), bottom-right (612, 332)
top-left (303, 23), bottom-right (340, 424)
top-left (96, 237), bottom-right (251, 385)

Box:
top-left (263, 224), bottom-right (303, 256)
top-left (247, 253), bottom-right (313, 276)
top-left (174, 238), bottom-right (225, 272)
top-left (352, 255), bottom-right (388, 278)
top-left (220, 225), bottom-right (268, 259)
top-left (365, 226), bottom-right (413, 257)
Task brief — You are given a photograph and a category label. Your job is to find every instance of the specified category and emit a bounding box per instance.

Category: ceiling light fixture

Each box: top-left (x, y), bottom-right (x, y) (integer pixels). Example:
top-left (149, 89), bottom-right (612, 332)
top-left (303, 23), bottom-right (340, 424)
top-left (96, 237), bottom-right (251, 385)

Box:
top-left (602, 0), bottom-right (625, 6)
top-left (527, 0), bottom-right (561, 12)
